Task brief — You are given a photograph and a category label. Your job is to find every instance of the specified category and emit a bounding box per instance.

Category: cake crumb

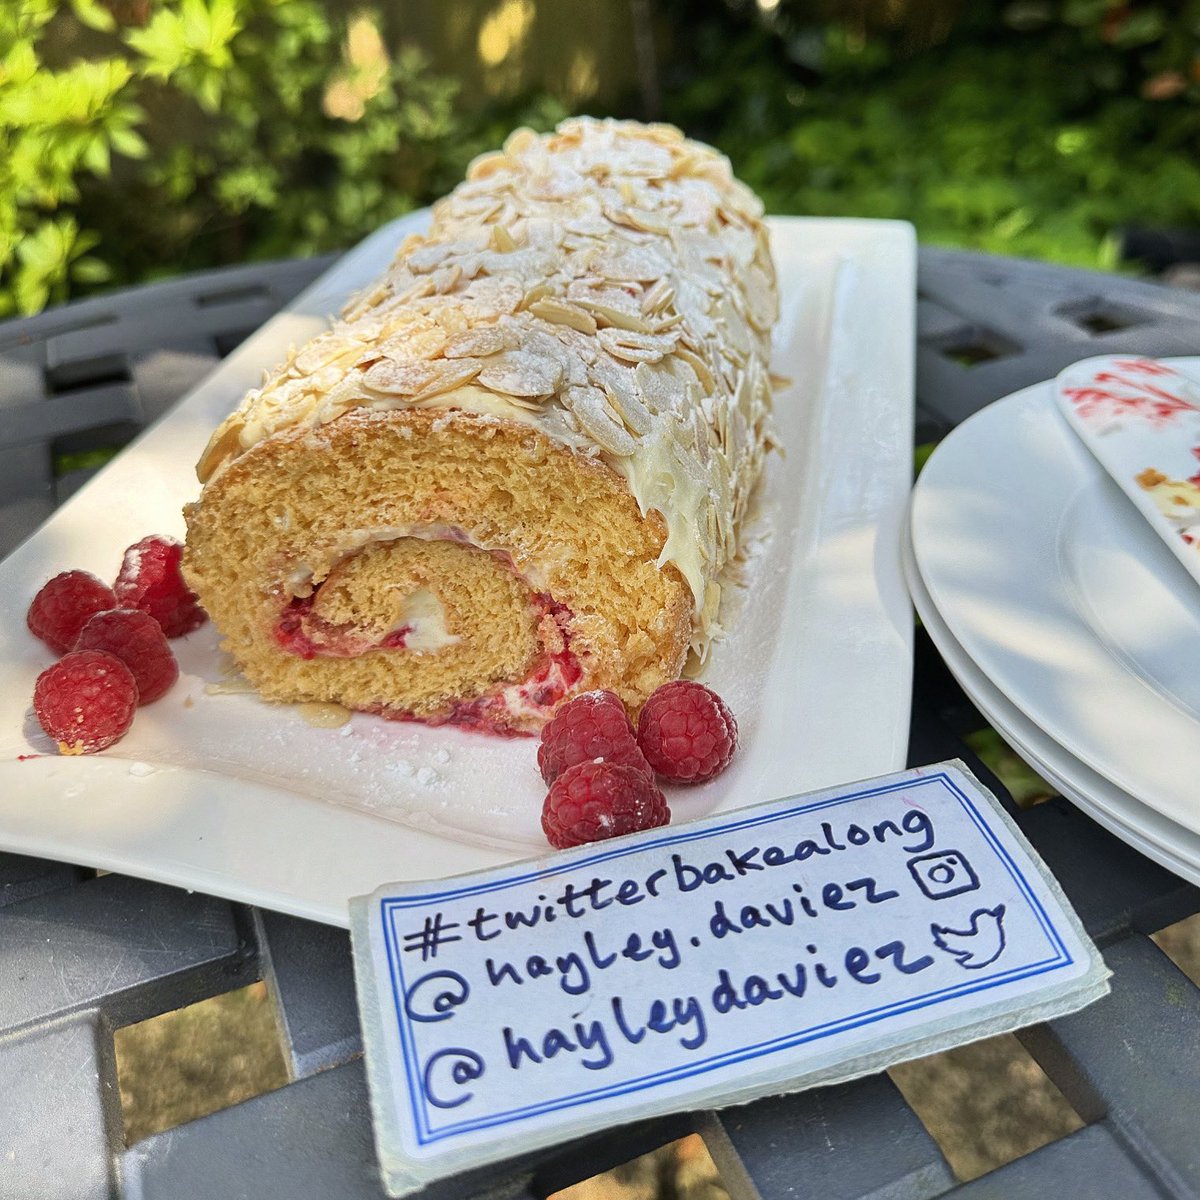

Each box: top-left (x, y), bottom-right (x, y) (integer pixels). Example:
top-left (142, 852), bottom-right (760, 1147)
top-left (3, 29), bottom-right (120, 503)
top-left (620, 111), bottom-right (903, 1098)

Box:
top-left (434, 748), bottom-right (451, 764)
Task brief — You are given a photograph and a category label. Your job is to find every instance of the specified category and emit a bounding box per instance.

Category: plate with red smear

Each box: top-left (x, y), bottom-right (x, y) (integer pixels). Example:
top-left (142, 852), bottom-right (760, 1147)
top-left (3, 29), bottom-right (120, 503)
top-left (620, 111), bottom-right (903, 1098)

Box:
top-left (1056, 356), bottom-right (1200, 588)
top-left (912, 359), bottom-right (1200, 852)
top-left (0, 215), bottom-right (916, 927)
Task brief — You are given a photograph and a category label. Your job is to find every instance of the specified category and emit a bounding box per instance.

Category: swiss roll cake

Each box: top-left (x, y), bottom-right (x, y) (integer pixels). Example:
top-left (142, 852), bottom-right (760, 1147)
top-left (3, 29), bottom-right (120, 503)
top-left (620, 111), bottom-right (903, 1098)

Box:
top-left (183, 118), bottom-right (777, 735)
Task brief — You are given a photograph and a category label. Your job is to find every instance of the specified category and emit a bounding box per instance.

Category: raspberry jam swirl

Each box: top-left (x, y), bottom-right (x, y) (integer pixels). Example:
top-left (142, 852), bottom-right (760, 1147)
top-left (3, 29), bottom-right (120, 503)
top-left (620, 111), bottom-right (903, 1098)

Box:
top-left (273, 577), bottom-right (582, 736)
top-left (274, 594), bottom-right (410, 660)
top-left (420, 595), bottom-right (583, 736)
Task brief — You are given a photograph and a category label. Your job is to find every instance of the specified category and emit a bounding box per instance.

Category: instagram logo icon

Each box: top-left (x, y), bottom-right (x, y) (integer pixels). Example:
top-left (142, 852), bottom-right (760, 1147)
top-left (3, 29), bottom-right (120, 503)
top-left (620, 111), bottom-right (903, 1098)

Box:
top-left (907, 850), bottom-right (980, 901)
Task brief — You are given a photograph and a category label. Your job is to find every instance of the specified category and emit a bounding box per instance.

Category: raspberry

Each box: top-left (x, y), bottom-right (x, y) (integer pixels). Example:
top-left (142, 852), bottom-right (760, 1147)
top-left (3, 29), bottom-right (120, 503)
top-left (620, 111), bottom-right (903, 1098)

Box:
top-left (74, 609), bottom-right (179, 704)
top-left (537, 690), bottom-right (651, 785)
top-left (636, 680), bottom-right (738, 783)
top-left (114, 535), bottom-right (205, 637)
top-left (541, 761), bottom-right (669, 849)
top-left (27, 571), bottom-right (118, 654)
top-left (33, 650), bottom-right (138, 754)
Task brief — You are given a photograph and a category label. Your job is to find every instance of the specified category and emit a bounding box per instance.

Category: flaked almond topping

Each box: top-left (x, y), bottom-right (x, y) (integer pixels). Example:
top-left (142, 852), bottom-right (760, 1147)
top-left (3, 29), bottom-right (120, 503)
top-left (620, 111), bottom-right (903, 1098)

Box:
top-left (563, 385), bottom-right (638, 456)
top-left (195, 414), bottom-right (244, 483)
top-left (402, 359), bottom-right (484, 403)
top-left (490, 224), bottom-right (518, 252)
top-left (477, 349), bottom-right (563, 398)
top-left (444, 325), bottom-right (512, 359)
top-left (605, 203), bottom-right (672, 236)
top-left (597, 244), bottom-right (673, 283)
top-left (641, 278), bottom-right (675, 315)
top-left (519, 281), bottom-right (556, 309)
top-left (597, 327), bottom-right (680, 365)
top-left (459, 276), bottom-right (523, 320)
top-left (391, 277), bottom-right (437, 307)
top-left (341, 281), bottom-right (391, 322)
top-left (601, 379), bottom-right (652, 436)
top-left (467, 151), bottom-right (509, 180)
top-left (673, 343), bottom-right (716, 393)
top-left (362, 359), bottom-right (443, 396)
top-left (406, 243), bottom-right (453, 273)
top-left (378, 325), bottom-right (449, 362)
top-left (571, 298), bottom-right (654, 334)
top-left (633, 361), bottom-right (686, 415)
top-left (431, 265), bottom-right (462, 295)
top-left (528, 298), bottom-right (598, 335)
top-left (199, 117), bottom-right (778, 650)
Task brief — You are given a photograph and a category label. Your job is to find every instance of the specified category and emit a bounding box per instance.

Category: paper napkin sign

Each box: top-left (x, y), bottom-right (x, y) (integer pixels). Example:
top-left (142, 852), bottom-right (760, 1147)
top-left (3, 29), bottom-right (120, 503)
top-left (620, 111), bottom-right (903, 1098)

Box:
top-left (1057, 355), bottom-right (1200, 586)
top-left (350, 761), bottom-right (1109, 1196)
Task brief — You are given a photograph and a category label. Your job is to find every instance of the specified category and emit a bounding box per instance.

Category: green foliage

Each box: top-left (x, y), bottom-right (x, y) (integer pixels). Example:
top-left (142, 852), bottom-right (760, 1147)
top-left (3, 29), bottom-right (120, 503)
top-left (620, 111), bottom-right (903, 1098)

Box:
top-left (0, 1), bottom-right (140, 313)
top-left (102, 1), bottom-right (464, 277)
top-left (125, 0), bottom-right (243, 108)
top-left (663, 1), bottom-right (1200, 268)
top-left (1, 0), bottom-right (1198, 315)
top-left (0, 0), bottom-right (475, 314)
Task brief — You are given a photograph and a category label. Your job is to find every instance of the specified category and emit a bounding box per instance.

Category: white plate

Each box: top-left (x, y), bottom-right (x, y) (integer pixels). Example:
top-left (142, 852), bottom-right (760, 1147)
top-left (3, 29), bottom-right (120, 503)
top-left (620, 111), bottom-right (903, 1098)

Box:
top-left (0, 215), bottom-right (916, 928)
top-left (911, 360), bottom-right (1200, 845)
top-left (902, 523), bottom-right (1200, 887)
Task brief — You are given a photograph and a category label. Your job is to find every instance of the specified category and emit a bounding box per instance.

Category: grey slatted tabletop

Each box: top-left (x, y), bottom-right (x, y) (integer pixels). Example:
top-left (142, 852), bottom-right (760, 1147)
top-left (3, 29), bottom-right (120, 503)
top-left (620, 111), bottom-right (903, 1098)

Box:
top-left (1, 249), bottom-right (1199, 1200)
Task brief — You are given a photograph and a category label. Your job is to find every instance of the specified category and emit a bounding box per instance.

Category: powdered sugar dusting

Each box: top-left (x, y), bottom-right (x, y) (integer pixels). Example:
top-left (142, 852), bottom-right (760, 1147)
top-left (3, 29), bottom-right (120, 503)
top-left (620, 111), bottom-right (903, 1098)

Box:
top-left (84, 621), bottom-right (544, 849)
top-left (7, 483), bottom-right (776, 854)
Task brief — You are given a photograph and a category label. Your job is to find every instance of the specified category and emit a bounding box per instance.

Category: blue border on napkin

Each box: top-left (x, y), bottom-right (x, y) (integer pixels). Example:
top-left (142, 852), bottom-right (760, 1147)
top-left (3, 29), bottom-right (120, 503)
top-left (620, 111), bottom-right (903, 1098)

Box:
top-left (379, 771), bottom-right (1073, 1145)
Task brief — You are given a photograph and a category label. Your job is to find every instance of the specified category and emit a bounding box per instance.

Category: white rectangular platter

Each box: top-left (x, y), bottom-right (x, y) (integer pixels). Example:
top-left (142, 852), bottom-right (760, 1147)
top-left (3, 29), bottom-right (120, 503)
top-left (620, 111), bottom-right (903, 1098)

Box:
top-left (0, 215), bottom-right (915, 928)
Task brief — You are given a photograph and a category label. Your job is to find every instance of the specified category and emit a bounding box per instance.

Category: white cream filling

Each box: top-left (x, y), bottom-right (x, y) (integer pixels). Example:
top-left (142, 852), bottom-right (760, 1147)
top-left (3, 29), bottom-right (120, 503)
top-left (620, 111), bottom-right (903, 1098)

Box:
top-left (492, 653), bottom-right (578, 721)
top-left (283, 518), bottom-right (552, 598)
top-left (396, 586), bottom-right (460, 652)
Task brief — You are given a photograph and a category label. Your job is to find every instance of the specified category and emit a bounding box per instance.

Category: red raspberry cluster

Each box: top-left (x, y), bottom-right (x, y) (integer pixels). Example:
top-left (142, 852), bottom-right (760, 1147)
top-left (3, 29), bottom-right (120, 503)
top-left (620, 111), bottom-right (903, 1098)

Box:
top-left (539, 681), bottom-right (737, 850)
top-left (25, 536), bottom-right (205, 755)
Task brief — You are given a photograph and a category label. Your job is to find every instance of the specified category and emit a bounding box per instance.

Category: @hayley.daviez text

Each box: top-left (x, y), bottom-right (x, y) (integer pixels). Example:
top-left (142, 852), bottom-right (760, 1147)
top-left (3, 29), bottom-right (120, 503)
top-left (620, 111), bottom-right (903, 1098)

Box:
top-left (380, 773), bottom-right (1073, 1143)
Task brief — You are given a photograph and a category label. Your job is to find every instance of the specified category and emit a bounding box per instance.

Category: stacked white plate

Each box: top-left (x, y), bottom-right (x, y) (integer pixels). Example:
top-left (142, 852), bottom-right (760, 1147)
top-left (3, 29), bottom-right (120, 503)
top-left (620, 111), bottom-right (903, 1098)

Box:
top-left (906, 358), bottom-right (1200, 886)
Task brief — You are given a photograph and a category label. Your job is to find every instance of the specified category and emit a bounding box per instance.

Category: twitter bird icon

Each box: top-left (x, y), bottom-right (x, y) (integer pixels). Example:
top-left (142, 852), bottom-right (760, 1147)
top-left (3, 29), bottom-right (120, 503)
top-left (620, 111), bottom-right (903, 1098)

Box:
top-left (931, 905), bottom-right (1007, 970)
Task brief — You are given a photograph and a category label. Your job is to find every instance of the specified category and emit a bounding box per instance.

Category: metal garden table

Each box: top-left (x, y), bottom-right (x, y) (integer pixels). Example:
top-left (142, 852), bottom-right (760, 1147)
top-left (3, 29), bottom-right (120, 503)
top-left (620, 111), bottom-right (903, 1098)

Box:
top-left (1, 248), bottom-right (1198, 1200)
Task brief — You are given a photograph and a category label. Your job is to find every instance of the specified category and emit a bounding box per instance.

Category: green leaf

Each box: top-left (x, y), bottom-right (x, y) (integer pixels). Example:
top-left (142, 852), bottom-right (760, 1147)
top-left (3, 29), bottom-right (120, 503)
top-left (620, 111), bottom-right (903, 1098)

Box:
top-left (1112, 9), bottom-right (1167, 47)
top-left (14, 268), bottom-right (52, 316)
top-left (1062, 0), bottom-right (1112, 28)
top-left (125, 8), bottom-right (189, 78)
top-left (69, 0), bottom-right (117, 33)
top-left (214, 162), bottom-right (280, 211)
top-left (194, 68), bottom-right (223, 112)
top-left (11, 219), bottom-right (77, 313)
top-left (3, 40), bottom-right (40, 85)
top-left (54, 447), bottom-right (120, 474)
top-left (82, 135), bottom-right (111, 177)
top-left (71, 255), bottom-right (113, 283)
top-left (16, 219), bottom-right (73, 274)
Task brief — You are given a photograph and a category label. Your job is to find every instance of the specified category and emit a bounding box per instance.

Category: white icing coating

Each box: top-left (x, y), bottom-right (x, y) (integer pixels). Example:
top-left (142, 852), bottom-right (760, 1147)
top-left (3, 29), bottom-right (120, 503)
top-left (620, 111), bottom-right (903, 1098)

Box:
top-left (196, 118), bottom-right (778, 648)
